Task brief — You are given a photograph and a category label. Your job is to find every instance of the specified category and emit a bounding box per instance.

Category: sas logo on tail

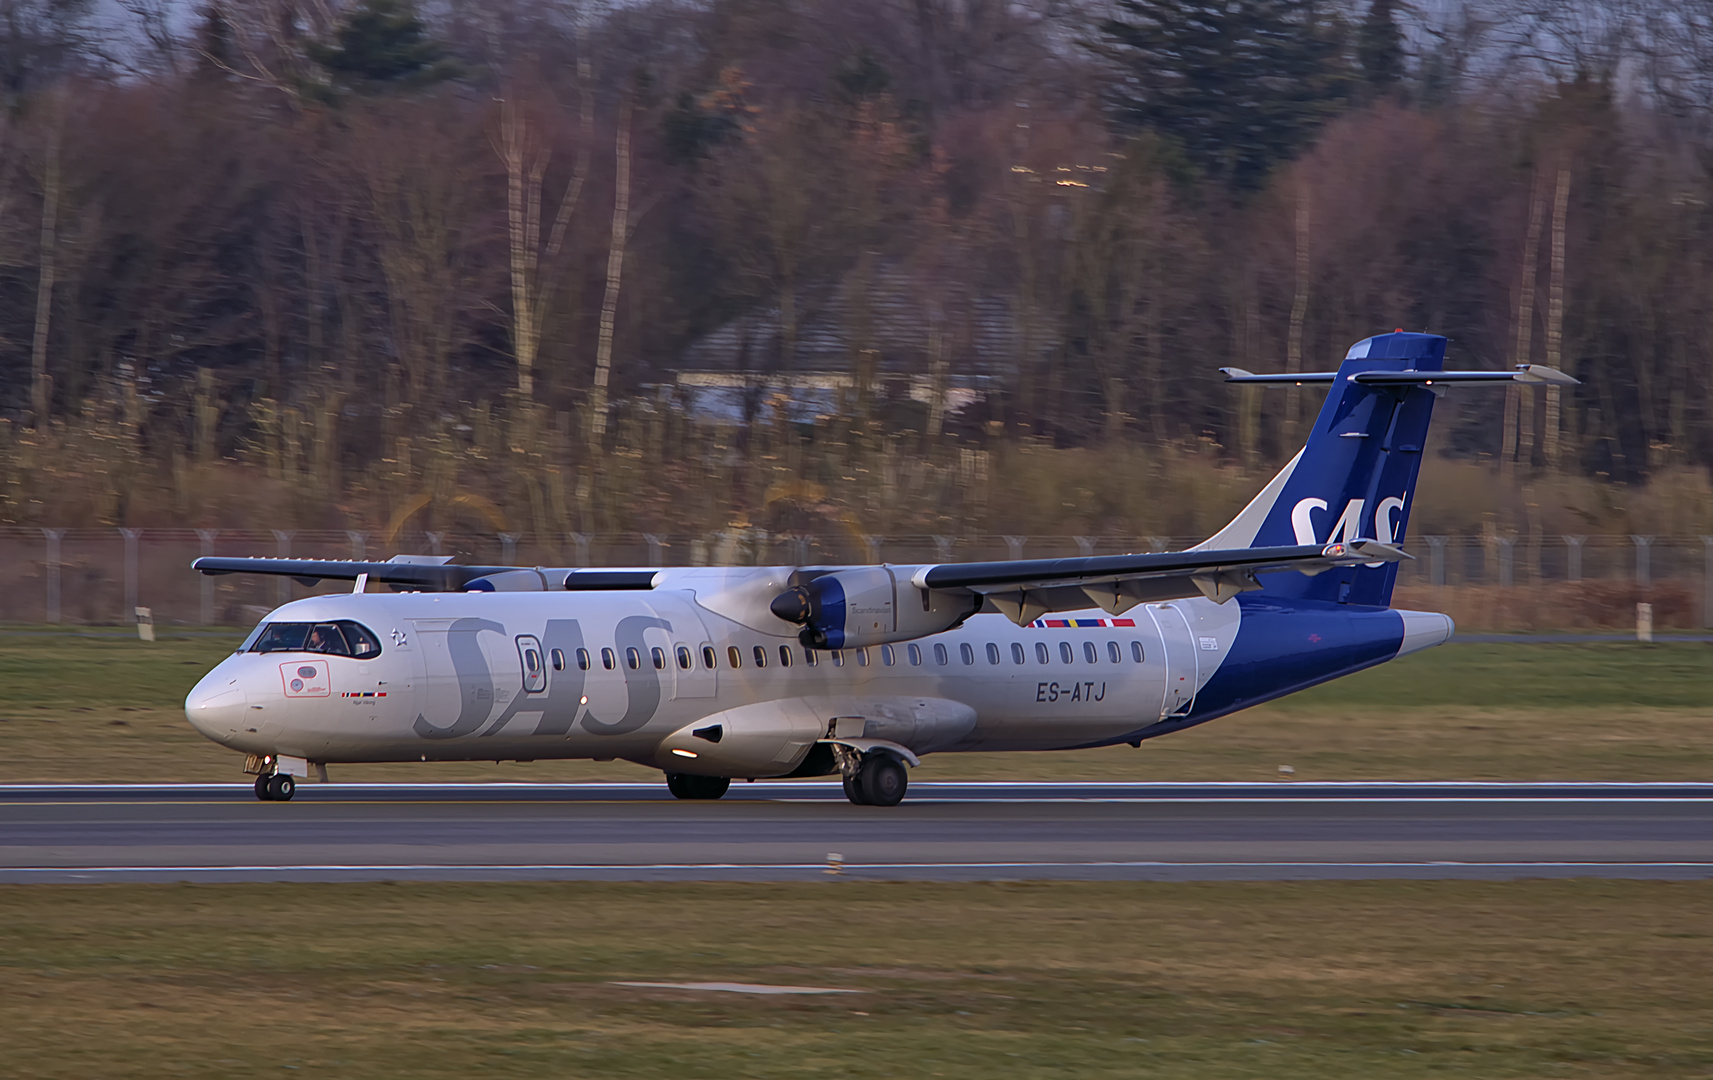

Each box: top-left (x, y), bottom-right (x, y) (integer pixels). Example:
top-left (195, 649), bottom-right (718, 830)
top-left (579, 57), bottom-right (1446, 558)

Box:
top-left (1291, 496), bottom-right (1407, 546)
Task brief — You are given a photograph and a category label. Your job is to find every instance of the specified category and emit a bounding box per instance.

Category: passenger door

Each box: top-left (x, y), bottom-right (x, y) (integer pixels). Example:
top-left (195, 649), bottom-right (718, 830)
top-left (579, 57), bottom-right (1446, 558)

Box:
top-left (1147, 603), bottom-right (1199, 718)
top-left (516, 635), bottom-right (546, 694)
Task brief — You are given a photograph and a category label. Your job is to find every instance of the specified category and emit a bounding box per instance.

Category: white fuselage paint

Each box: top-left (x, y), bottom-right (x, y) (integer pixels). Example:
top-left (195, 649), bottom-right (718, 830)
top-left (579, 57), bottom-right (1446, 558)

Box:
top-left (185, 569), bottom-right (1254, 775)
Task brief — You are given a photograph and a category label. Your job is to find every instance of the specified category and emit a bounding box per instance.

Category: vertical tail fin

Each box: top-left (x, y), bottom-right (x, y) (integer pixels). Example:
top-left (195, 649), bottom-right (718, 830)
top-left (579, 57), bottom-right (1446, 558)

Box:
top-left (1195, 332), bottom-right (1446, 607)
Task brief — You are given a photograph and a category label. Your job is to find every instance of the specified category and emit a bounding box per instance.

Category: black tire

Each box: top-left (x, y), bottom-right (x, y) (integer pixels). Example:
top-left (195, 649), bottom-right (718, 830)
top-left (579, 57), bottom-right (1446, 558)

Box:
top-left (843, 774), bottom-right (870, 805)
top-left (254, 775), bottom-right (273, 801)
top-left (857, 755), bottom-right (907, 807)
top-left (267, 774), bottom-right (295, 801)
top-left (665, 773), bottom-right (730, 800)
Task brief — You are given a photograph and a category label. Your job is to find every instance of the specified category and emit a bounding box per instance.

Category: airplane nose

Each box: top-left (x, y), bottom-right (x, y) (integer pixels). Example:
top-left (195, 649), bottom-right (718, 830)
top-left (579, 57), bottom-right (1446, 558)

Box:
top-left (185, 672), bottom-right (248, 743)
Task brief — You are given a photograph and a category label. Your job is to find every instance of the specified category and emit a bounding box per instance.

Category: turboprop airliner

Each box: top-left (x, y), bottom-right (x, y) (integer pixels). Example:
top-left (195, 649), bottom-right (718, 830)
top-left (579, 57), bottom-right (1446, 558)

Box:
top-left (185, 332), bottom-right (1574, 804)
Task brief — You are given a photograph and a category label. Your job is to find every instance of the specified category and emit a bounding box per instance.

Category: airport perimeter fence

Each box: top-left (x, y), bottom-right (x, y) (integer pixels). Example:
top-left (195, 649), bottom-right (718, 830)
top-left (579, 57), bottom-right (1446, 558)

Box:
top-left (0, 527), bottom-right (1710, 632)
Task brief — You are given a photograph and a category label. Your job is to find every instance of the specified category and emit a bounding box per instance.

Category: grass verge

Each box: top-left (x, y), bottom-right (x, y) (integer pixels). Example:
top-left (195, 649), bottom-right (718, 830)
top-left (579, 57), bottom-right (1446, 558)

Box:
top-left (2, 628), bottom-right (1710, 782)
top-left (2, 879), bottom-right (1710, 1078)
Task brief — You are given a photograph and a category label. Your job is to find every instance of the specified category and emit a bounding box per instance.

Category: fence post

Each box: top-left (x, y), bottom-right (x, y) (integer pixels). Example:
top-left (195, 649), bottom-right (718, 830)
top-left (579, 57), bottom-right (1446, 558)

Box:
top-left (570, 533), bottom-right (590, 568)
top-left (1631, 535), bottom-right (1653, 591)
top-left (271, 529), bottom-right (294, 605)
top-left (120, 528), bottom-right (143, 622)
top-left (1563, 535), bottom-right (1586, 582)
top-left (1004, 535), bottom-right (1026, 561)
top-left (1074, 535), bottom-right (1095, 557)
top-left (1497, 536), bottom-right (1515, 588)
top-left (1425, 536), bottom-right (1447, 587)
top-left (347, 530), bottom-right (368, 561)
top-left (1147, 537), bottom-right (1168, 553)
top-left (932, 535), bottom-right (953, 563)
top-left (425, 531), bottom-right (445, 557)
top-left (196, 529), bottom-right (219, 625)
top-left (1703, 536), bottom-right (1713, 629)
top-left (642, 533), bottom-right (663, 568)
top-left (42, 528), bottom-right (65, 624)
top-left (501, 532), bottom-right (520, 566)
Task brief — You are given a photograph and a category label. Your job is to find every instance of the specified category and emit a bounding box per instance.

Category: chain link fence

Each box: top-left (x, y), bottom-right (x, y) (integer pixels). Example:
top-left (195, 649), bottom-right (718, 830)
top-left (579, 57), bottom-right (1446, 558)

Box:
top-left (1, 527), bottom-right (1709, 630)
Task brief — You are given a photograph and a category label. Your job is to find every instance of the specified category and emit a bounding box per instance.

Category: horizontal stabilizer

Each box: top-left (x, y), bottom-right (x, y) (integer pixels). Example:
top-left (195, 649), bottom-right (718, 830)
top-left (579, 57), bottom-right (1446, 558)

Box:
top-left (1221, 364), bottom-right (1578, 386)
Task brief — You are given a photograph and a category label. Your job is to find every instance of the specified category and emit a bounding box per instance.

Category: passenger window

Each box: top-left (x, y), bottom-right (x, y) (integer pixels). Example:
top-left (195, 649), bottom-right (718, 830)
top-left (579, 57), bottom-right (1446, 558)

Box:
top-left (728, 645), bottom-right (742, 668)
top-left (753, 645), bottom-right (768, 668)
top-left (804, 648), bottom-right (818, 666)
top-left (881, 644), bottom-right (895, 666)
top-left (1131, 641), bottom-right (1145, 663)
top-left (1011, 642), bottom-right (1026, 665)
top-left (830, 650), bottom-right (844, 667)
top-left (856, 648), bottom-right (870, 667)
top-left (601, 648), bottom-right (616, 670)
top-left (651, 647), bottom-right (666, 670)
top-left (987, 643), bottom-right (1001, 665)
top-left (1108, 641), bottom-right (1122, 663)
top-left (908, 644), bottom-right (922, 666)
top-left (550, 648), bottom-right (565, 671)
top-left (676, 646), bottom-right (692, 670)
top-left (1060, 642), bottom-right (1074, 664)
top-left (577, 648), bottom-right (591, 670)
top-left (934, 643), bottom-right (949, 665)
top-left (626, 647), bottom-right (642, 670)
top-left (779, 645), bottom-right (793, 667)
top-left (1084, 641), bottom-right (1099, 664)
top-left (960, 642), bottom-right (975, 665)
top-left (1035, 642), bottom-right (1050, 664)
top-left (703, 645), bottom-right (718, 669)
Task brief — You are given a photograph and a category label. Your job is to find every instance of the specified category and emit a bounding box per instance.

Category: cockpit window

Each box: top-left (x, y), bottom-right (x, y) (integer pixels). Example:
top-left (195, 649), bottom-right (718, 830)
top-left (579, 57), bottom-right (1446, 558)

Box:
top-left (246, 620), bottom-right (382, 657)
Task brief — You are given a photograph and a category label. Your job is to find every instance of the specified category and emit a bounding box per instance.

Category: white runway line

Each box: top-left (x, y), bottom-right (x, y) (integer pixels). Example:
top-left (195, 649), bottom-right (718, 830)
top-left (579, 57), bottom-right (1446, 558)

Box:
top-left (8, 861), bottom-right (1713, 874)
top-left (613, 981), bottom-right (859, 995)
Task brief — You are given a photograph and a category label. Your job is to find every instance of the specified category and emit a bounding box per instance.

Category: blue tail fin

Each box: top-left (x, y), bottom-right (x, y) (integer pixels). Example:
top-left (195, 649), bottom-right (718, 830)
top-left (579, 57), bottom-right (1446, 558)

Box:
top-left (1196, 332), bottom-right (1446, 607)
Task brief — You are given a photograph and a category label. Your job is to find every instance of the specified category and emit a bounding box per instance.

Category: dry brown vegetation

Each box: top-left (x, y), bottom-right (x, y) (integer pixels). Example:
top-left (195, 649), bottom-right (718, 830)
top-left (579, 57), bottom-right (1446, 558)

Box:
top-left (0, 2), bottom-right (1711, 547)
top-left (2, 879), bottom-right (1710, 1077)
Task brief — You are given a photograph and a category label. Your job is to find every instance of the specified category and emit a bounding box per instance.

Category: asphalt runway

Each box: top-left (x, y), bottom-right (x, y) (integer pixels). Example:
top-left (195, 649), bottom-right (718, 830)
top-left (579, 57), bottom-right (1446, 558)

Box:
top-left (3, 781), bottom-right (1710, 883)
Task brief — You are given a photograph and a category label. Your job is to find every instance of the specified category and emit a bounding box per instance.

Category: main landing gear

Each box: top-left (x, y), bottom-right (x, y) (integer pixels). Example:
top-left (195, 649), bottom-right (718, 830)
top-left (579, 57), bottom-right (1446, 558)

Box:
top-left (843, 753), bottom-right (907, 807)
top-left (666, 773), bottom-right (731, 800)
top-left (254, 773), bottom-right (295, 801)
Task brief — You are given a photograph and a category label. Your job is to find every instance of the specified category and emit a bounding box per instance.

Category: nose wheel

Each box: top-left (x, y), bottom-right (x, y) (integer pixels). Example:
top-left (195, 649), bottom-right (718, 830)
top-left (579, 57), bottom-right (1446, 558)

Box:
top-left (254, 773), bottom-right (295, 801)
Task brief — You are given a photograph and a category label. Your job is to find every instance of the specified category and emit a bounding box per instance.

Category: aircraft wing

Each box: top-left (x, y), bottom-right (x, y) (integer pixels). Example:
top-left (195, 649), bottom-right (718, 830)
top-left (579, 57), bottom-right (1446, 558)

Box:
top-left (911, 540), bottom-right (1410, 624)
top-left (191, 556), bottom-right (657, 592)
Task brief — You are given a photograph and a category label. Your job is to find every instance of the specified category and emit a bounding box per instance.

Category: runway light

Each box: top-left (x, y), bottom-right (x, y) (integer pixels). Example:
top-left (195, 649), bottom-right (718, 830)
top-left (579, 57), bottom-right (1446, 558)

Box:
top-left (671, 748), bottom-right (699, 759)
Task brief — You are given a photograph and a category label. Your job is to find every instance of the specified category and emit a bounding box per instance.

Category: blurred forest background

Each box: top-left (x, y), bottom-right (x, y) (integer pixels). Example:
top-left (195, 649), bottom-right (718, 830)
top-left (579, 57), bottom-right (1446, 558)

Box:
top-left (3, 0), bottom-right (1713, 548)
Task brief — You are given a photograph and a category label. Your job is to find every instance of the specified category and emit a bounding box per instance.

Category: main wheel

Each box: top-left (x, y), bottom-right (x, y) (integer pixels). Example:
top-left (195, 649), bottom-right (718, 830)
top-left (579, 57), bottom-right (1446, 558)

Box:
top-left (254, 774), bottom-right (273, 801)
top-left (266, 773), bottom-right (295, 801)
top-left (843, 774), bottom-right (870, 805)
top-left (857, 755), bottom-right (907, 807)
top-left (665, 773), bottom-right (731, 800)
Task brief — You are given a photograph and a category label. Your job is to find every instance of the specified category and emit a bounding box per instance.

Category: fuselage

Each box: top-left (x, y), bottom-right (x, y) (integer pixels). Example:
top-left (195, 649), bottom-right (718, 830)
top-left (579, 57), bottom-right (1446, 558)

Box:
top-left (185, 565), bottom-right (1453, 776)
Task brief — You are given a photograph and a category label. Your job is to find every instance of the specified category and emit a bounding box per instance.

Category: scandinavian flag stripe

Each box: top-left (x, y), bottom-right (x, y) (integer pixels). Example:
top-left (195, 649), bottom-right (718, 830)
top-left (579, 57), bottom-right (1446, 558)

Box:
top-left (1029, 618), bottom-right (1138, 629)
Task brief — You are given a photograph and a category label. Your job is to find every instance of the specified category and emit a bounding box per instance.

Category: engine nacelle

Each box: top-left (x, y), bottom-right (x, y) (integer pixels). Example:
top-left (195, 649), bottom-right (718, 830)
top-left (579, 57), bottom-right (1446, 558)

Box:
top-left (768, 566), bottom-right (974, 649)
top-left (463, 570), bottom-right (551, 592)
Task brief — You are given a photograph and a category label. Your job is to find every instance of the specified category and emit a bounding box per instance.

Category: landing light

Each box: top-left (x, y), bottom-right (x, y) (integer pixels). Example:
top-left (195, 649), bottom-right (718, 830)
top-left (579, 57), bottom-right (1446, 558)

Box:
top-left (671, 748), bottom-right (699, 759)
